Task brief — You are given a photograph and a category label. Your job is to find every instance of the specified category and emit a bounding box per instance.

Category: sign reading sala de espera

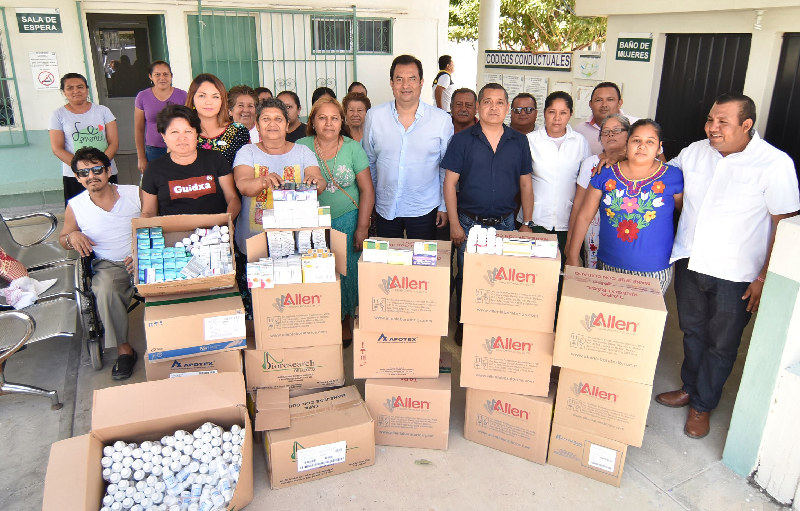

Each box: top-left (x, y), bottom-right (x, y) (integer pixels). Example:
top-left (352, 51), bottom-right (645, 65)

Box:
top-left (16, 8), bottom-right (62, 33)
top-left (484, 50), bottom-right (572, 72)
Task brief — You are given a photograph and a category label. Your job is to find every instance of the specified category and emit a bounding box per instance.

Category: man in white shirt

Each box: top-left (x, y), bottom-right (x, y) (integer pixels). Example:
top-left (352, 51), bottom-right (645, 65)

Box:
top-left (59, 147), bottom-right (142, 380)
top-left (573, 82), bottom-right (639, 155)
top-left (432, 55), bottom-right (456, 112)
top-left (655, 93), bottom-right (800, 439)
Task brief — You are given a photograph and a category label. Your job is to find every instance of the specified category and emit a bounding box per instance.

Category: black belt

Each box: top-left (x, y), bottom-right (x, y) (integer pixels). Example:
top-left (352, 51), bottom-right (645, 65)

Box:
top-left (458, 208), bottom-right (508, 227)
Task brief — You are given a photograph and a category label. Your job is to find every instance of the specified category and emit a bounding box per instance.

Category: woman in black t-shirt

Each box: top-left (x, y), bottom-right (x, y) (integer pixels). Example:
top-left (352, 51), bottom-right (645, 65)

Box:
top-left (141, 105), bottom-right (241, 218)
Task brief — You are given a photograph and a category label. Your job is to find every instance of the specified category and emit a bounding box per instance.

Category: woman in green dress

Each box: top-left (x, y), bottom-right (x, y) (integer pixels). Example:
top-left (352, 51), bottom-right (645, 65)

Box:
top-left (297, 96), bottom-right (375, 345)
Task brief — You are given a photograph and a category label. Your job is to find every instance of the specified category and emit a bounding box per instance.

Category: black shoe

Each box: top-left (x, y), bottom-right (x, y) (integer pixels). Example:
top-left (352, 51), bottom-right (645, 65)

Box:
top-left (343, 337), bottom-right (353, 350)
top-left (112, 349), bottom-right (138, 380)
top-left (454, 324), bottom-right (463, 347)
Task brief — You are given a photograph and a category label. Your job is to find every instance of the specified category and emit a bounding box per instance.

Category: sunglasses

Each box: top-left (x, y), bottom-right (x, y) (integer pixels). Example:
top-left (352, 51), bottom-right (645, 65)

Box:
top-left (75, 165), bottom-right (107, 178)
top-left (600, 127), bottom-right (628, 136)
top-left (511, 107), bottom-right (536, 114)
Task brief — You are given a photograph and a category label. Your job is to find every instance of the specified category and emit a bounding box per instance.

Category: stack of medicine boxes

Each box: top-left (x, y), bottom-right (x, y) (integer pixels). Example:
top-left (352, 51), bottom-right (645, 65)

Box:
top-left (355, 238), bottom-right (453, 450)
top-left (459, 226), bottom-right (561, 465)
top-left (243, 183), bottom-right (346, 408)
top-left (547, 266), bottom-right (668, 486)
top-left (134, 214), bottom-right (247, 381)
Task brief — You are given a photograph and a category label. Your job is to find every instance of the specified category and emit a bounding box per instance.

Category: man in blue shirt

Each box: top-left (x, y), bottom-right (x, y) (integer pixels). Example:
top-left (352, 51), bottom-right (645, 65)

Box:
top-left (442, 82), bottom-right (534, 344)
top-left (362, 54), bottom-right (454, 240)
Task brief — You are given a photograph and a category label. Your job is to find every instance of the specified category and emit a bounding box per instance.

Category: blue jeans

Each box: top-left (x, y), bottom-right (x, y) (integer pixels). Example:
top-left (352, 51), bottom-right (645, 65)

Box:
top-left (674, 258), bottom-right (752, 412)
top-left (454, 211), bottom-right (515, 321)
top-left (145, 145), bottom-right (167, 162)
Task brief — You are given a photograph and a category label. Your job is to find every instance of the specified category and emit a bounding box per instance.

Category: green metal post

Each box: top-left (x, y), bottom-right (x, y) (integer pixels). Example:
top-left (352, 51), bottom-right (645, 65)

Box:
top-left (0, 7), bottom-right (28, 146)
top-left (196, 0), bottom-right (204, 74)
top-left (352, 5), bottom-right (358, 81)
top-left (75, 1), bottom-right (94, 103)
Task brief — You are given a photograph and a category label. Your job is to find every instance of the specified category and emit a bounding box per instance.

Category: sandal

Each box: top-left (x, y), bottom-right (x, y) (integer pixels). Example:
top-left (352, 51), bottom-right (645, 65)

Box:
top-left (112, 349), bottom-right (138, 380)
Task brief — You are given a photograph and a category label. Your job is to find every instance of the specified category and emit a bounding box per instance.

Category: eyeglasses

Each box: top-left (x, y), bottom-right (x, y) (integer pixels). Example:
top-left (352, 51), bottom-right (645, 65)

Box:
top-left (75, 165), bottom-right (107, 178)
top-left (600, 127), bottom-right (628, 136)
top-left (511, 107), bottom-right (536, 114)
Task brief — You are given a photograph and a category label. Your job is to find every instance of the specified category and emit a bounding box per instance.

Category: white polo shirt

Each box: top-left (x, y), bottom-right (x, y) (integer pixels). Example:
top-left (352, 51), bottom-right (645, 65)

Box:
top-left (516, 125), bottom-right (590, 230)
top-left (669, 133), bottom-right (800, 282)
top-left (573, 111), bottom-right (639, 156)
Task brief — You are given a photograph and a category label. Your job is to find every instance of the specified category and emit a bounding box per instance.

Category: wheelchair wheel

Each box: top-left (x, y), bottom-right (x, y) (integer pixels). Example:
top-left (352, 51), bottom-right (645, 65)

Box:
top-left (89, 339), bottom-right (104, 370)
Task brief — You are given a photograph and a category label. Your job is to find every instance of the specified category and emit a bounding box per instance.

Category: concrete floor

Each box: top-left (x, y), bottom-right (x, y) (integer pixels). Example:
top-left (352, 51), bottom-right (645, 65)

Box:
top-left (0, 194), bottom-right (783, 511)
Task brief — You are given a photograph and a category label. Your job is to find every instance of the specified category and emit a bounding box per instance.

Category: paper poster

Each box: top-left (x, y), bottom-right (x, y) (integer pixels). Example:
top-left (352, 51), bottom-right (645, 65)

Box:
top-left (552, 81), bottom-right (573, 97)
top-left (573, 51), bottom-right (607, 81)
top-left (29, 51), bottom-right (60, 90)
top-left (524, 76), bottom-right (548, 129)
top-left (483, 73), bottom-right (502, 85)
top-left (502, 74), bottom-right (525, 125)
top-left (575, 85), bottom-right (595, 120)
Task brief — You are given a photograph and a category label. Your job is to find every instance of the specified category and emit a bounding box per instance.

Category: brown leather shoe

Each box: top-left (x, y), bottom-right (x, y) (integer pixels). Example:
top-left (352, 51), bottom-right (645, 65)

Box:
top-left (684, 408), bottom-right (710, 439)
top-left (655, 389), bottom-right (690, 408)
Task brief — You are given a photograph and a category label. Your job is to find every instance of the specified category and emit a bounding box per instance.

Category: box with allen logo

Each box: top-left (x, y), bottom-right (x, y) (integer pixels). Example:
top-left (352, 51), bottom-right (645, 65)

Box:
top-left (357, 238), bottom-right (452, 336)
top-left (460, 231), bottom-right (560, 333)
top-left (553, 368), bottom-right (653, 447)
top-left (243, 341), bottom-right (344, 391)
top-left (459, 323), bottom-right (554, 397)
top-left (144, 348), bottom-right (243, 381)
top-left (553, 266), bottom-right (667, 385)
top-left (247, 229), bottom-right (347, 349)
top-left (463, 385), bottom-right (555, 464)
top-left (547, 422), bottom-right (628, 487)
top-left (352, 320), bottom-right (442, 379)
top-left (364, 352), bottom-right (452, 450)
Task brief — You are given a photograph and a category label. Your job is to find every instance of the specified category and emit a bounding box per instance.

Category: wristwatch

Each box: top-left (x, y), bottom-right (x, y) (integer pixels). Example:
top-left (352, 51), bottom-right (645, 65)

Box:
top-left (524, 221), bottom-right (535, 229)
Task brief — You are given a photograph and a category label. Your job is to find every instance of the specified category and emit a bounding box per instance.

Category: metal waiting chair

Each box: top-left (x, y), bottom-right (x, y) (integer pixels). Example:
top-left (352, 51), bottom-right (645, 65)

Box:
top-left (0, 301), bottom-right (80, 410)
top-left (0, 211), bottom-right (77, 271)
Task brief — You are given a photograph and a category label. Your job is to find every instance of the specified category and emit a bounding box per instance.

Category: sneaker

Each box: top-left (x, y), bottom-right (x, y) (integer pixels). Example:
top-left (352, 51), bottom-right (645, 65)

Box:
top-left (112, 349), bottom-right (138, 380)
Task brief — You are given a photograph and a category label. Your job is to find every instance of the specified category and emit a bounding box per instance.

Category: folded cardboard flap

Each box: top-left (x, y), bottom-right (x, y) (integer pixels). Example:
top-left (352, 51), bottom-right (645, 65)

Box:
top-left (269, 386), bottom-right (371, 441)
top-left (255, 387), bottom-right (291, 431)
top-left (43, 435), bottom-right (103, 511)
top-left (563, 266), bottom-right (665, 309)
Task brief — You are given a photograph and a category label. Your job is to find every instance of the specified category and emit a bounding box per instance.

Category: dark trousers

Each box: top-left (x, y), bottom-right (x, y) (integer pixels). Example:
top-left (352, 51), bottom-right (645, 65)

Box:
top-left (375, 207), bottom-right (439, 241)
top-left (63, 174), bottom-right (118, 205)
top-left (674, 258), bottom-right (752, 412)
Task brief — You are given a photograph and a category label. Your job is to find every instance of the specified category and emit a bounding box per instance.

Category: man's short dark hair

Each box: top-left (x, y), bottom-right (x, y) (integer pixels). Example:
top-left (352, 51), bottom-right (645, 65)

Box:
top-left (451, 88), bottom-right (477, 104)
top-left (511, 92), bottom-right (537, 110)
top-left (277, 90), bottom-right (301, 109)
top-left (348, 81), bottom-right (367, 95)
top-left (591, 82), bottom-right (622, 101)
top-left (545, 91), bottom-right (574, 113)
top-left (390, 55), bottom-right (423, 80)
top-left (156, 104), bottom-right (202, 135)
top-left (714, 92), bottom-right (757, 127)
top-left (254, 87), bottom-right (273, 97)
top-left (70, 147), bottom-right (110, 174)
top-left (478, 83), bottom-right (508, 103)
top-left (438, 55), bottom-right (452, 70)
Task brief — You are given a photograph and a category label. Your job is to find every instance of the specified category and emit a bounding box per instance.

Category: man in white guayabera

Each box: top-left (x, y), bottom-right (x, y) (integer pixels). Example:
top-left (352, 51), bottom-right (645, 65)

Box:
top-left (59, 147), bottom-right (141, 380)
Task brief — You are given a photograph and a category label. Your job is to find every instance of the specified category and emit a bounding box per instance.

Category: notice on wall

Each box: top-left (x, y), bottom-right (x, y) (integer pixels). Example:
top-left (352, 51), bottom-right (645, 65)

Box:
top-left (16, 8), bottom-right (62, 33)
top-left (575, 85), bottom-right (595, 120)
top-left (29, 51), bottom-right (60, 90)
top-left (485, 50), bottom-right (572, 72)
top-left (483, 73), bottom-right (502, 85)
top-left (552, 81), bottom-right (573, 97)
top-left (524, 76), bottom-right (547, 129)
top-left (573, 51), bottom-right (606, 80)
top-left (616, 35), bottom-right (653, 62)
top-left (502, 74), bottom-right (525, 125)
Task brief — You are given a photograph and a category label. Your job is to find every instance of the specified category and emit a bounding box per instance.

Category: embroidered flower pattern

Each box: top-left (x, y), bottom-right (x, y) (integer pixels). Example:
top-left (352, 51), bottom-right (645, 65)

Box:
top-left (601, 163), bottom-right (668, 242)
top-left (620, 197), bottom-right (639, 214)
top-left (605, 180), bottom-right (616, 191)
top-left (605, 208), bottom-right (615, 218)
top-left (651, 181), bottom-right (665, 194)
top-left (617, 220), bottom-right (639, 242)
top-left (644, 210), bottom-right (656, 221)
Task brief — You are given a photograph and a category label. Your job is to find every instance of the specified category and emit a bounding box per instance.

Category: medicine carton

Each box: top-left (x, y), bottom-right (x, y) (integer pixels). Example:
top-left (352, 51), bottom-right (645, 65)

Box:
top-left (243, 341), bottom-right (344, 391)
top-left (43, 372), bottom-right (254, 511)
top-left (547, 422), bottom-right (628, 487)
top-left (254, 387), bottom-right (290, 431)
top-left (143, 349), bottom-right (243, 381)
top-left (352, 320), bottom-right (441, 379)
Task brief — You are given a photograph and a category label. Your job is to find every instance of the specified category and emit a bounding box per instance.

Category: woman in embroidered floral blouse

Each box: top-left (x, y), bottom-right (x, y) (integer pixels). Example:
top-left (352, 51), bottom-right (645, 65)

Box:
top-left (566, 119), bottom-right (683, 293)
top-left (185, 74), bottom-right (250, 166)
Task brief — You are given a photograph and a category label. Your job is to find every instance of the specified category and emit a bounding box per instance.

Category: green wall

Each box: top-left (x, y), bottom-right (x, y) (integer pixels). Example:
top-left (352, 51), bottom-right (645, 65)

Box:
top-left (0, 129), bottom-right (63, 207)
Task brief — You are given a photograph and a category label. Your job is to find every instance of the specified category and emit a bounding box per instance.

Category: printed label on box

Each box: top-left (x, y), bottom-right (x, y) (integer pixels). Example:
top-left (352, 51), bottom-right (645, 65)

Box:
top-left (296, 440), bottom-right (347, 472)
top-left (204, 314), bottom-right (246, 341)
top-left (587, 443), bottom-right (617, 473)
top-left (169, 370), bottom-right (218, 378)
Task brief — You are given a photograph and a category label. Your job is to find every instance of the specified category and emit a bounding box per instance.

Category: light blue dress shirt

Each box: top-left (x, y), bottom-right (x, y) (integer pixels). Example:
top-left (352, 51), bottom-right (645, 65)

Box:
top-left (362, 100), bottom-right (454, 220)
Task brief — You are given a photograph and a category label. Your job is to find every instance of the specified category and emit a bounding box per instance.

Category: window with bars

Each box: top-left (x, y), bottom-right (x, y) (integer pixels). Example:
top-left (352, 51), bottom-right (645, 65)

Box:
top-left (311, 17), bottom-right (391, 54)
top-left (0, 7), bottom-right (26, 146)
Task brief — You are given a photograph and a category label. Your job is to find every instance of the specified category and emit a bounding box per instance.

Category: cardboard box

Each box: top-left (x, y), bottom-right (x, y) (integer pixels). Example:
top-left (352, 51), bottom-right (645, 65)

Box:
top-left (255, 387), bottom-right (290, 431)
top-left (353, 321), bottom-right (442, 379)
top-left (364, 353), bottom-right (452, 450)
top-left (243, 343), bottom-right (344, 391)
top-left (463, 386), bottom-right (555, 465)
top-left (144, 289), bottom-right (247, 362)
top-left (553, 267), bottom-right (667, 385)
top-left (553, 368), bottom-right (652, 447)
top-left (265, 386), bottom-right (375, 489)
top-left (547, 422), bottom-right (628, 487)
top-left (131, 214), bottom-right (236, 297)
top-left (247, 229), bottom-right (345, 349)
top-left (144, 348), bottom-right (243, 381)
top-left (461, 231), bottom-right (560, 333)
top-left (358, 238), bottom-right (452, 336)
top-left (42, 373), bottom-right (253, 511)
top-left (459, 323), bottom-right (554, 397)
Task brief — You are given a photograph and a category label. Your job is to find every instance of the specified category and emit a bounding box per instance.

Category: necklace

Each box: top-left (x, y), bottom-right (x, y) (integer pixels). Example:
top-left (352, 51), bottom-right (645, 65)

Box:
top-left (314, 137), bottom-right (342, 193)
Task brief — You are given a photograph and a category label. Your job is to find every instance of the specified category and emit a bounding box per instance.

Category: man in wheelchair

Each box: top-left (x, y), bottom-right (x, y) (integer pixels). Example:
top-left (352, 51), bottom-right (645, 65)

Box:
top-left (58, 147), bottom-right (142, 380)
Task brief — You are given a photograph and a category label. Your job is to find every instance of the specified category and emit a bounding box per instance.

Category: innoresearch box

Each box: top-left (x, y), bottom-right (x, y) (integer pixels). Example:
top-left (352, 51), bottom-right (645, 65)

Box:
top-left (553, 267), bottom-right (667, 385)
top-left (554, 368), bottom-right (652, 447)
top-left (265, 386), bottom-right (375, 489)
top-left (247, 228), bottom-right (346, 349)
top-left (460, 323), bottom-right (554, 397)
top-left (42, 372), bottom-right (254, 511)
top-left (548, 422), bottom-right (628, 487)
top-left (353, 320), bottom-right (442, 379)
top-left (143, 289), bottom-right (247, 362)
top-left (461, 232), bottom-right (560, 333)
top-left (243, 342), bottom-right (344, 391)
top-left (464, 386), bottom-right (555, 465)
top-left (364, 352), bottom-right (452, 450)
top-left (144, 348), bottom-right (243, 381)
top-left (358, 238), bottom-right (452, 336)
